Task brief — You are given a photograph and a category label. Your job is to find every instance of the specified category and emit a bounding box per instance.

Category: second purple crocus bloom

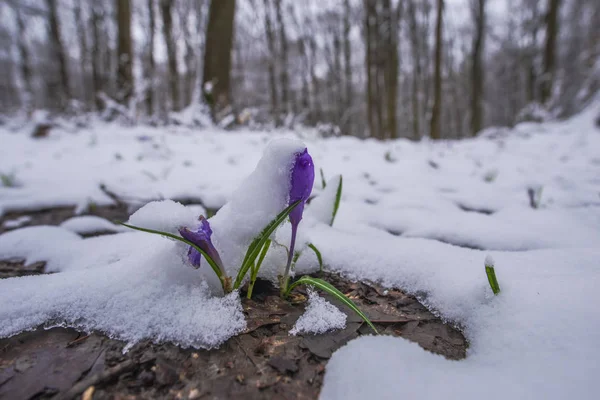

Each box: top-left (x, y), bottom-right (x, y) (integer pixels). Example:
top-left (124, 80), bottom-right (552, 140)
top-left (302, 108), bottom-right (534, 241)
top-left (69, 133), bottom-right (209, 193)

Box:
top-left (179, 216), bottom-right (225, 274)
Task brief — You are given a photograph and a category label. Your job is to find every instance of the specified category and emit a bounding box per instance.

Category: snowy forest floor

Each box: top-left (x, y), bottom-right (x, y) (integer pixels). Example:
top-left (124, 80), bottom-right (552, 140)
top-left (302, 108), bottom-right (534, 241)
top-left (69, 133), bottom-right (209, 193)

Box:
top-left (0, 268), bottom-right (466, 399)
top-left (1, 98), bottom-right (600, 400)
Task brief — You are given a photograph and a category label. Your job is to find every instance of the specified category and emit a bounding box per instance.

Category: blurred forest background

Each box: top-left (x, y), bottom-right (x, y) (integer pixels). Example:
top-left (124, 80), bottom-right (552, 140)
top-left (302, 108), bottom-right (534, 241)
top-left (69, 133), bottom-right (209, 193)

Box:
top-left (0, 0), bottom-right (598, 139)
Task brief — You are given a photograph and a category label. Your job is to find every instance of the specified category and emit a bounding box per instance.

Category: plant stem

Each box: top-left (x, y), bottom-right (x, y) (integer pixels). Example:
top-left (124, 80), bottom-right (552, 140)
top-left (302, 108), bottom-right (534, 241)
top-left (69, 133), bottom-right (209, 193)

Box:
top-left (281, 223), bottom-right (298, 296)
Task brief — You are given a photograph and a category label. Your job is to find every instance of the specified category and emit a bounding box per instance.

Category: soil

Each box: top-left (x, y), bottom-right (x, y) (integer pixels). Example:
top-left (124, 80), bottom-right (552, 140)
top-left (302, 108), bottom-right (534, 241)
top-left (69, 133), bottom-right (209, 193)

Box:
top-left (0, 207), bottom-right (468, 400)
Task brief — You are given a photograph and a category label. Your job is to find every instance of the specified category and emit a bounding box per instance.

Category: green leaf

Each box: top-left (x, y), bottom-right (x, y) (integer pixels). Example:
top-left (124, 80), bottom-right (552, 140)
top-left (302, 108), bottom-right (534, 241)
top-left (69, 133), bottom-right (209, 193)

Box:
top-left (330, 175), bottom-right (343, 226)
top-left (320, 168), bottom-right (327, 189)
top-left (233, 200), bottom-right (302, 289)
top-left (247, 239), bottom-right (272, 299)
top-left (286, 276), bottom-right (379, 334)
top-left (307, 243), bottom-right (323, 273)
top-left (485, 265), bottom-right (501, 295)
top-left (119, 223), bottom-right (224, 282)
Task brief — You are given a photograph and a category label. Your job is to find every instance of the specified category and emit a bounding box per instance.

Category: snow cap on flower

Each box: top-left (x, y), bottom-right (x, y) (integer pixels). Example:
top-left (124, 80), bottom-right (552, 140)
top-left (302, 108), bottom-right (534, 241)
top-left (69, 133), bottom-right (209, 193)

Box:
top-left (179, 216), bottom-right (224, 271)
top-left (289, 148), bottom-right (315, 226)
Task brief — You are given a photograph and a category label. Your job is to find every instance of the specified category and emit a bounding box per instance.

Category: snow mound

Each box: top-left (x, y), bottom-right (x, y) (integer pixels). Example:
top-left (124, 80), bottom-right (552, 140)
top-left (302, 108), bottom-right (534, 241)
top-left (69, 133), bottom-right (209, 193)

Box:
top-left (60, 215), bottom-right (125, 234)
top-left (127, 199), bottom-right (198, 234)
top-left (290, 290), bottom-right (346, 336)
top-left (0, 230), bottom-right (246, 350)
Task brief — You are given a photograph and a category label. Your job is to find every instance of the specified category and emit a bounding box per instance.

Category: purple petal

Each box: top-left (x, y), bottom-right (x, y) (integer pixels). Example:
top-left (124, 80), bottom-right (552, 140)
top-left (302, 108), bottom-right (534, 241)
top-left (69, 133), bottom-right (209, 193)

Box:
top-left (289, 148), bottom-right (315, 226)
top-left (178, 218), bottom-right (224, 271)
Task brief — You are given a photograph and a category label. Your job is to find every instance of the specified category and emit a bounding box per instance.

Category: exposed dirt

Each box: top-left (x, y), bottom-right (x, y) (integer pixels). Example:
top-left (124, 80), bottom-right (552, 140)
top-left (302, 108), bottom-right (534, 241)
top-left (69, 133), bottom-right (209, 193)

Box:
top-left (1, 206), bottom-right (468, 399)
top-left (0, 268), bottom-right (467, 400)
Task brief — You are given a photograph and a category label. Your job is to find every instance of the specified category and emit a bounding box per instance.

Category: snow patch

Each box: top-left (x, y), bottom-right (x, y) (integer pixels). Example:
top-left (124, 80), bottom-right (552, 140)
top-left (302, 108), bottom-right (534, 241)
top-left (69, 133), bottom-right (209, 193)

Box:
top-left (290, 290), bottom-right (347, 336)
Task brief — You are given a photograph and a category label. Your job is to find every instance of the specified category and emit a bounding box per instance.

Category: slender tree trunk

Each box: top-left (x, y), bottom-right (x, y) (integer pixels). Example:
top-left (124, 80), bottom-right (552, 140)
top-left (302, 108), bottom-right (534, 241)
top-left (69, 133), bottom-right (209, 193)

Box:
top-left (429, 0), bottom-right (444, 139)
top-left (180, 0), bottom-right (196, 108)
top-left (343, 0), bottom-right (352, 121)
top-left (263, 0), bottom-right (280, 125)
top-left (74, 1), bottom-right (89, 107)
top-left (202, 0), bottom-right (236, 121)
top-left (16, 8), bottom-right (32, 114)
top-left (46, 0), bottom-right (70, 108)
top-left (383, 0), bottom-right (398, 139)
top-left (116, 0), bottom-right (133, 105)
top-left (146, 0), bottom-right (156, 116)
top-left (470, 0), bottom-right (485, 136)
top-left (91, 4), bottom-right (103, 110)
top-left (161, 0), bottom-right (179, 111)
top-left (407, 0), bottom-right (421, 139)
top-left (364, 0), bottom-right (376, 138)
top-left (274, 0), bottom-right (289, 115)
top-left (540, 0), bottom-right (561, 105)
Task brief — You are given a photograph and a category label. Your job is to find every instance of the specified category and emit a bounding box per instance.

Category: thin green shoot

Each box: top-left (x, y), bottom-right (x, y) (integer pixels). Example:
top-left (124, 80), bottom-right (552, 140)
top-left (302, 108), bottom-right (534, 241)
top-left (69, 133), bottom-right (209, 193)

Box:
top-left (320, 168), bottom-right (327, 189)
top-left (307, 243), bottom-right (323, 273)
top-left (247, 239), bottom-right (271, 299)
top-left (485, 259), bottom-right (501, 295)
top-left (285, 276), bottom-right (378, 334)
top-left (234, 200), bottom-right (301, 289)
top-left (330, 175), bottom-right (343, 226)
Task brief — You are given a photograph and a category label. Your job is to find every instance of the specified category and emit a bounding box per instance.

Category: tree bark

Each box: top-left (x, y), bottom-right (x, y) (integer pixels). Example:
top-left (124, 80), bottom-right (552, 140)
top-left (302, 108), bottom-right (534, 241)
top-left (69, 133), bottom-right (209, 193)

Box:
top-left (74, 1), bottom-right (89, 107)
top-left (146, 0), bottom-right (156, 115)
top-left (470, 0), bottom-right (485, 136)
top-left (46, 0), bottom-right (70, 108)
top-left (343, 0), bottom-right (353, 120)
top-left (116, 0), bottom-right (133, 105)
top-left (15, 7), bottom-right (32, 114)
top-left (263, 0), bottom-right (279, 125)
top-left (161, 0), bottom-right (180, 111)
top-left (540, 0), bottom-right (561, 105)
top-left (429, 0), bottom-right (444, 139)
top-left (407, 0), bottom-right (421, 140)
top-left (202, 0), bottom-right (236, 121)
top-left (274, 0), bottom-right (289, 115)
top-left (91, 3), bottom-right (104, 110)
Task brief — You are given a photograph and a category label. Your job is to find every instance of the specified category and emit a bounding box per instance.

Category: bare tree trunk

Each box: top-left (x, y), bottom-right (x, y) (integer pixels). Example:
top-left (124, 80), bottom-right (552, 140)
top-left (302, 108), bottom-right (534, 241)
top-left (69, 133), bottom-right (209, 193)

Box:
top-left (91, 3), bottom-right (104, 110)
top-left (46, 0), bottom-right (70, 108)
top-left (263, 0), bottom-right (280, 125)
top-left (429, 0), bottom-right (444, 139)
top-left (161, 0), bottom-right (179, 111)
top-left (383, 0), bottom-right (398, 139)
top-left (74, 1), bottom-right (89, 107)
top-left (343, 0), bottom-right (352, 119)
top-left (15, 7), bottom-right (32, 114)
top-left (146, 0), bottom-right (156, 115)
top-left (202, 0), bottom-right (236, 121)
top-left (470, 0), bottom-right (485, 136)
top-left (540, 0), bottom-right (561, 105)
top-left (116, 0), bottom-right (133, 105)
top-left (180, 0), bottom-right (196, 108)
top-left (407, 0), bottom-right (421, 140)
top-left (364, 0), bottom-right (376, 138)
top-left (274, 0), bottom-right (289, 115)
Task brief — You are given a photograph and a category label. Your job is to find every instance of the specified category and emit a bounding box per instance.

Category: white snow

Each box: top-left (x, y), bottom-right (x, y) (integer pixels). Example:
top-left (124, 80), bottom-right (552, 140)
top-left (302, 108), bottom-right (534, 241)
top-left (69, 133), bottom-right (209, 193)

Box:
top-left (484, 254), bottom-right (495, 266)
top-left (307, 174), bottom-right (342, 225)
top-left (289, 290), bottom-right (347, 336)
top-left (0, 99), bottom-right (599, 398)
top-left (60, 215), bottom-right (126, 234)
top-left (127, 199), bottom-right (198, 234)
top-left (2, 215), bottom-right (31, 229)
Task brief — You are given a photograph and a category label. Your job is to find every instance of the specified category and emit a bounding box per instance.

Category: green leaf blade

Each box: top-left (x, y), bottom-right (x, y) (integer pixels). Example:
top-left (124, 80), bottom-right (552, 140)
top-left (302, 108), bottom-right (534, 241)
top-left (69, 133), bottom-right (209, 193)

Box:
top-left (330, 175), bottom-right (343, 226)
top-left (233, 200), bottom-right (302, 289)
top-left (286, 276), bottom-right (379, 334)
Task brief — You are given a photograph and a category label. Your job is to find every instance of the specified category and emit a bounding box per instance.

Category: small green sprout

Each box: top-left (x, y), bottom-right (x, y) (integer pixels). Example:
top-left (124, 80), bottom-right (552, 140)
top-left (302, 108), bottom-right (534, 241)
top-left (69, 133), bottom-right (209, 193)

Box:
top-left (485, 255), bottom-right (501, 295)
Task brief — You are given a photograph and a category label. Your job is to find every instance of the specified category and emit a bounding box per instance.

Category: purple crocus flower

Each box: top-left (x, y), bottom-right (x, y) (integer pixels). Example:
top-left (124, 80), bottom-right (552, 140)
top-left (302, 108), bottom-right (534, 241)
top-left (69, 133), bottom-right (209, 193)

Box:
top-left (179, 216), bottom-right (224, 273)
top-left (285, 148), bottom-right (315, 274)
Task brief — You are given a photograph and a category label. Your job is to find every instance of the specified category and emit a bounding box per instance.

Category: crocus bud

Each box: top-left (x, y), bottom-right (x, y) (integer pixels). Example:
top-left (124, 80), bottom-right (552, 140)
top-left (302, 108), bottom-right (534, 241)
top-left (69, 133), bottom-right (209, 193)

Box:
top-left (289, 148), bottom-right (315, 227)
top-left (179, 216), bottom-right (224, 273)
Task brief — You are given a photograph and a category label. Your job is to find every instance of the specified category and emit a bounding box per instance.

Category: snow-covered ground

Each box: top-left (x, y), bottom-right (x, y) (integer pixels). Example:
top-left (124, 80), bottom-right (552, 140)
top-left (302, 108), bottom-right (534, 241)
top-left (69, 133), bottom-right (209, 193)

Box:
top-left (1, 100), bottom-right (599, 399)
